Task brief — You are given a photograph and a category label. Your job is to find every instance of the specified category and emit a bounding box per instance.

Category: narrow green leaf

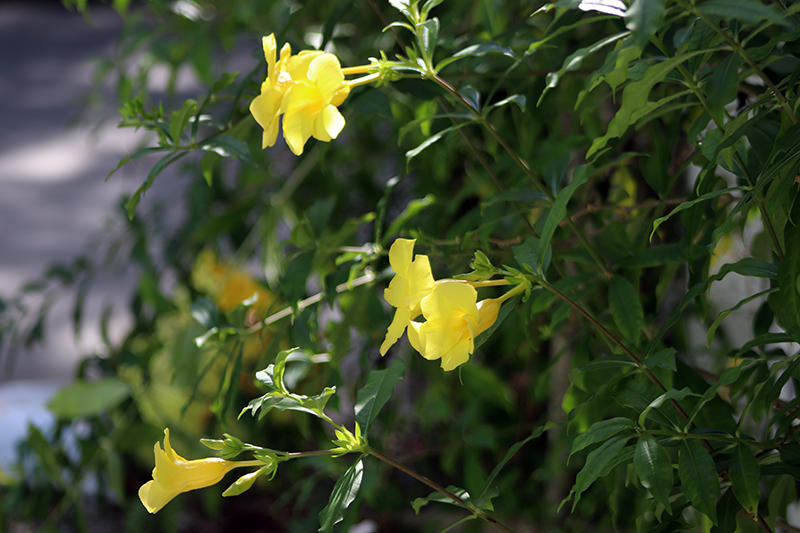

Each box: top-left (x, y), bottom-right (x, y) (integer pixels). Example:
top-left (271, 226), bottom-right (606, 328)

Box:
top-left (571, 435), bottom-right (631, 510)
top-left (650, 187), bottom-right (741, 241)
top-left (125, 150), bottom-right (188, 218)
top-left (706, 54), bottom-right (742, 123)
top-left (405, 123), bottom-right (470, 162)
top-left (570, 417), bottom-right (635, 461)
top-left (609, 276), bottom-right (644, 346)
top-left (696, 0), bottom-right (789, 26)
top-left (638, 388), bottom-right (693, 429)
top-left (318, 458), bottom-right (364, 532)
top-left (538, 166), bottom-right (591, 270)
top-left (634, 435), bottom-right (673, 511)
top-left (679, 439), bottom-right (721, 524)
top-left (540, 32), bottom-right (628, 104)
top-left (477, 422), bottom-right (553, 508)
top-left (587, 48), bottom-right (710, 158)
top-left (772, 214), bottom-right (800, 338)
top-left (729, 444), bottom-right (760, 517)
top-left (412, 485), bottom-right (472, 514)
top-left (625, 0), bottom-right (665, 48)
top-left (354, 358), bottom-right (405, 434)
top-left (488, 94), bottom-right (526, 113)
top-left (438, 42), bottom-right (515, 70)
top-left (169, 98), bottom-right (197, 144)
top-left (418, 18), bottom-right (439, 59)
top-left (706, 288), bottom-right (778, 347)
top-left (47, 378), bottom-right (130, 419)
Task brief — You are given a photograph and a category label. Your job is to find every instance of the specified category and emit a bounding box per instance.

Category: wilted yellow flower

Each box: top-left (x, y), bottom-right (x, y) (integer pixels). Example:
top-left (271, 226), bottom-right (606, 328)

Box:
top-left (139, 428), bottom-right (245, 513)
top-left (407, 281), bottom-right (499, 371)
top-left (250, 33), bottom-right (351, 155)
top-left (379, 238), bottom-right (435, 355)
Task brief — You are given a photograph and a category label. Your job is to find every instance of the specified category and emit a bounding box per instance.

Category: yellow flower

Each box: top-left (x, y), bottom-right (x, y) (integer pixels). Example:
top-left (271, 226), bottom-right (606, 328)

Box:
top-left (407, 281), bottom-right (500, 371)
top-left (138, 428), bottom-right (242, 513)
top-left (191, 249), bottom-right (275, 318)
top-left (250, 33), bottom-right (351, 155)
top-left (379, 238), bottom-right (435, 355)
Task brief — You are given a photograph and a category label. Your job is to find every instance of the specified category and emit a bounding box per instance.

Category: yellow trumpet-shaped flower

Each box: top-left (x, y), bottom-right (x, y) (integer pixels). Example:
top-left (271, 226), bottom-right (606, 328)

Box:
top-left (407, 281), bottom-right (500, 371)
top-left (249, 33), bottom-right (352, 155)
top-left (138, 428), bottom-right (252, 513)
top-left (380, 238), bottom-right (435, 355)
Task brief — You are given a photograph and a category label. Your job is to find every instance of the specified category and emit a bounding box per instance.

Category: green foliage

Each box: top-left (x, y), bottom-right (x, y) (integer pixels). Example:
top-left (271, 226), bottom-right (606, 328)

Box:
top-left (3, 0), bottom-right (800, 530)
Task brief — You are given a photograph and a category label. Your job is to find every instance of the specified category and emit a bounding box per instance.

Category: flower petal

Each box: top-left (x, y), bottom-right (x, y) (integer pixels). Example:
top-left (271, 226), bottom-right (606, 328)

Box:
top-left (317, 104), bottom-right (345, 140)
top-left (420, 280), bottom-right (477, 321)
top-left (440, 337), bottom-right (472, 371)
top-left (262, 34), bottom-right (277, 81)
top-left (388, 238), bottom-right (415, 276)
top-left (380, 306), bottom-right (411, 355)
top-left (282, 109), bottom-right (313, 156)
top-left (307, 53), bottom-right (345, 99)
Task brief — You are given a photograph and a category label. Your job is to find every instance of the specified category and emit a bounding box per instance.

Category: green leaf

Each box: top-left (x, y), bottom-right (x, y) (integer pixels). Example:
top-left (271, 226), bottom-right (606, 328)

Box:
top-left (477, 423), bottom-right (553, 509)
top-left (125, 150), bottom-right (188, 218)
top-left (411, 485), bottom-right (473, 514)
top-left (385, 194), bottom-right (435, 240)
top-left (540, 32), bottom-right (628, 104)
top-left (706, 54), bottom-right (742, 123)
top-left (169, 98), bottom-right (197, 144)
top-left (706, 288), bottom-right (778, 347)
top-left (638, 388), bottom-right (693, 429)
top-left (773, 214), bottom-right (800, 338)
top-left (587, 48), bottom-right (710, 158)
top-left (609, 275), bottom-right (644, 346)
top-left (679, 439), bottom-right (721, 524)
top-left (27, 424), bottom-right (64, 486)
top-left (354, 358), bottom-right (405, 434)
top-left (537, 166), bottom-right (591, 271)
top-left (488, 94), bottom-right (526, 113)
top-left (405, 123), bottom-right (470, 162)
top-left (625, 0), bottom-right (665, 48)
top-left (643, 348), bottom-right (676, 371)
top-left (417, 18), bottom-right (439, 59)
top-left (650, 187), bottom-right (741, 241)
top-left (318, 458), bottom-right (364, 532)
top-left (696, 0), bottom-right (789, 26)
top-left (512, 236), bottom-right (551, 276)
top-left (729, 444), bottom-right (760, 517)
top-left (200, 135), bottom-right (252, 163)
top-left (634, 435), bottom-right (673, 511)
top-left (569, 417), bottom-right (635, 461)
top-left (570, 435), bottom-right (631, 510)
top-left (438, 42), bottom-right (515, 70)
top-left (47, 378), bottom-right (130, 419)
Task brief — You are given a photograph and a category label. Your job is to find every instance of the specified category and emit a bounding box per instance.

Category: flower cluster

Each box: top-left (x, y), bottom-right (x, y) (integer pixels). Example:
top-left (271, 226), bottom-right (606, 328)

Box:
top-left (379, 239), bottom-right (502, 371)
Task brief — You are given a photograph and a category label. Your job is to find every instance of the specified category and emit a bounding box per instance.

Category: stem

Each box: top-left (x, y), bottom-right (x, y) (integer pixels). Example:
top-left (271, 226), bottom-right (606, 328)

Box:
top-left (430, 73), bottom-right (612, 278)
top-left (368, 448), bottom-right (513, 533)
top-left (248, 271), bottom-right (378, 332)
